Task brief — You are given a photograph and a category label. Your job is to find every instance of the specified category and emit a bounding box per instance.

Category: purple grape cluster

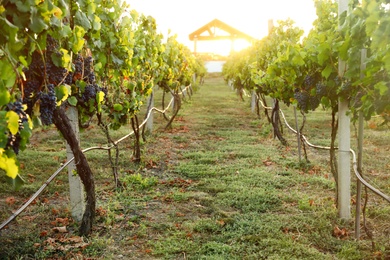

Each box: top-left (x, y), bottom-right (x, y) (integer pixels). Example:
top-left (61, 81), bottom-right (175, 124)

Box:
top-left (5, 101), bottom-right (29, 154)
top-left (21, 35), bottom-right (106, 125)
top-left (39, 84), bottom-right (56, 125)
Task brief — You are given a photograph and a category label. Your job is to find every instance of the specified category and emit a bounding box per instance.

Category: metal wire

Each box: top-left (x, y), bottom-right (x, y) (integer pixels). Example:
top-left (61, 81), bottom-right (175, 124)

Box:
top-left (256, 93), bottom-right (390, 203)
top-left (0, 85), bottom-right (191, 231)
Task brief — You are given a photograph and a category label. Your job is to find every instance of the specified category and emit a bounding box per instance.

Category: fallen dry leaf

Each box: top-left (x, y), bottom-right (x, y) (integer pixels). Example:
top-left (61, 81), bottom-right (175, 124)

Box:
top-left (263, 158), bottom-right (273, 166)
top-left (333, 225), bottom-right (349, 239)
top-left (52, 226), bottom-right (68, 233)
top-left (5, 197), bottom-right (16, 205)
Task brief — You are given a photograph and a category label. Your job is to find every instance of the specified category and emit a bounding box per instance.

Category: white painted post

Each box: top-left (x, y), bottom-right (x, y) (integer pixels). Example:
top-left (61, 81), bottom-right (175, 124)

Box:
top-left (182, 86), bottom-right (186, 97)
top-left (146, 89), bottom-right (154, 133)
top-left (338, 0), bottom-right (351, 220)
top-left (251, 90), bottom-right (256, 113)
top-left (66, 106), bottom-right (85, 222)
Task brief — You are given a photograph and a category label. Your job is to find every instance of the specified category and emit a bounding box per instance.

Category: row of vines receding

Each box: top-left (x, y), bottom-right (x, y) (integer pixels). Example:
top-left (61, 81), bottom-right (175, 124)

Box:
top-left (0, 0), bottom-right (206, 235)
top-left (222, 0), bottom-right (389, 182)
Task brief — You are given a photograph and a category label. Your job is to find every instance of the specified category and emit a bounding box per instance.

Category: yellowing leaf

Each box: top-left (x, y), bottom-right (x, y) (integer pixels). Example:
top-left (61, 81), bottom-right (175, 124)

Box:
top-left (97, 91), bottom-right (105, 103)
top-left (0, 152), bottom-right (19, 179)
top-left (6, 111), bottom-right (19, 135)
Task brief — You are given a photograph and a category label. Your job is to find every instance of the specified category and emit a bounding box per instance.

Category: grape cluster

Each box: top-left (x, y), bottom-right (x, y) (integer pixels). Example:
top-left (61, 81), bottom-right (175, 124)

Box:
top-left (294, 90), bottom-right (310, 112)
top-left (72, 54), bottom-right (107, 112)
top-left (303, 75), bottom-right (316, 90)
top-left (5, 101), bottom-right (29, 154)
top-left (39, 84), bottom-right (56, 125)
top-left (21, 35), bottom-right (106, 125)
top-left (315, 82), bottom-right (327, 97)
top-left (303, 73), bottom-right (321, 90)
top-left (294, 90), bottom-right (320, 112)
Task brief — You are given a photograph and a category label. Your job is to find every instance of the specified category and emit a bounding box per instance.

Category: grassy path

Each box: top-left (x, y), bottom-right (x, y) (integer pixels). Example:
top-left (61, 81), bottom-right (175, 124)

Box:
top-left (1, 76), bottom-right (388, 259)
top-left (107, 76), bottom-right (363, 259)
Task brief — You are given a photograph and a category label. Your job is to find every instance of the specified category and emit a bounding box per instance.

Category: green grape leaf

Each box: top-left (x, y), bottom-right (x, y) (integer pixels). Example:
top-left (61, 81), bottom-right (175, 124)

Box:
top-left (9, 174), bottom-right (25, 191)
top-left (55, 84), bottom-right (70, 104)
top-left (338, 37), bottom-right (350, 61)
top-left (92, 15), bottom-right (101, 30)
top-left (59, 25), bottom-right (72, 38)
top-left (113, 103), bottom-right (123, 111)
top-left (321, 64), bottom-right (333, 79)
top-left (30, 7), bottom-right (49, 33)
top-left (18, 56), bottom-right (28, 67)
top-left (0, 87), bottom-right (10, 107)
top-left (0, 60), bottom-right (16, 87)
top-left (374, 82), bottom-right (388, 96)
top-left (70, 26), bottom-right (86, 53)
top-left (68, 96), bottom-right (78, 106)
top-left (75, 10), bottom-right (91, 30)
top-left (384, 53), bottom-right (390, 73)
top-left (6, 111), bottom-right (19, 135)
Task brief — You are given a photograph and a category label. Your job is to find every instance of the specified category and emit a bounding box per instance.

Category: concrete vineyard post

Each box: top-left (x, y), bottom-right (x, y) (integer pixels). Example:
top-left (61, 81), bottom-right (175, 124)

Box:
top-left (337, 0), bottom-right (351, 220)
top-left (66, 106), bottom-right (85, 222)
top-left (251, 91), bottom-right (256, 113)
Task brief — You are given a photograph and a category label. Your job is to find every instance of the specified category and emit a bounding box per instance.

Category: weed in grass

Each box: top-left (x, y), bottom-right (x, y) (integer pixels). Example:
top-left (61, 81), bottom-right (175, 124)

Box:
top-left (123, 173), bottom-right (158, 190)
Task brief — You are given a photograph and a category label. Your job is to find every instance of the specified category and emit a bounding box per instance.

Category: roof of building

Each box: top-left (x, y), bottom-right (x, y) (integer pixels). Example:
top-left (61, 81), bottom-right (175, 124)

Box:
top-left (189, 19), bottom-right (255, 42)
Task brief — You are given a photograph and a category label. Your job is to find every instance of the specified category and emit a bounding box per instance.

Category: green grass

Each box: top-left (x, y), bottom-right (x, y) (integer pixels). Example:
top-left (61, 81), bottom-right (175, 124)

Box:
top-left (0, 76), bottom-right (389, 259)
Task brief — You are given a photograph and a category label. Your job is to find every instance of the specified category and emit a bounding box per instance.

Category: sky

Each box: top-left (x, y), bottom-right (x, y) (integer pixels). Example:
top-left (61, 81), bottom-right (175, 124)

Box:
top-left (127, 0), bottom-right (318, 55)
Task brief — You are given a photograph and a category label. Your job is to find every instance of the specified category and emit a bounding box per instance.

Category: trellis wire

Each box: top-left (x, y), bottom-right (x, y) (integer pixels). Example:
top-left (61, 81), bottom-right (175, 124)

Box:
top-left (257, 95), bottom-right (390, 203)
top-left (0, 85), bottom-right (191, 231)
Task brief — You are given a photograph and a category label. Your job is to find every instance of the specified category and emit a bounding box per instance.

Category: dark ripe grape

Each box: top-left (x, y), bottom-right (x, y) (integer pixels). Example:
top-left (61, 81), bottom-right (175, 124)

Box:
top-left (87, 73), bottom-right (96, 84)
top-left (46, 35), bottom-right (59, 52)
top-left (83, 56), bottom-right (95, 84)
top-left (81, 84), bottom-right (97, 103)
top-left (309, 96), bottom-right (320, 111)
top-left (334, 76), bottom-right (342, 86)
top-left (64, 72), bottom-right (73, 85)
top-left (340, 80), bottom-right (352, 92)
top-left (316, 82), bottom-right (327, 97)
top-left (46, 62), bottom-right (68, 85)
top-left (304, 75), bottom-right (316, 90)
top-left (84, 56), bottom-right (93, 70)
top-left (72, 54), bottom-right (84, 81)
top-left (6, 134), bottom-right (20, 154)
top-left (29, 51), bottom-right (45, 74)
top-left (294, 91), bottom-right (310, 112)
top-left (39, 84), bottom-right (57, 125)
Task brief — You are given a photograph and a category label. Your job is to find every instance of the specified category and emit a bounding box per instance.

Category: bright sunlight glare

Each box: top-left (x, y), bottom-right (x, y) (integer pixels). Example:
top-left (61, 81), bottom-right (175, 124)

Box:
top-left (127, 0), bottom-right (317, 56)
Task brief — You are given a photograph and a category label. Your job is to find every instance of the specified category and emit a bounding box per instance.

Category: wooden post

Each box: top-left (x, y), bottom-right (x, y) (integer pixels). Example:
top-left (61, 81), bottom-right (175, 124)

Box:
top-left (337, 0), bottom-right (351, 220)
top-left (66, 106), bottom-right (84, 222)
top-left (355, 49), bottom-right (367, 239)
top-left (294, 106), bottom-right (302, 162)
